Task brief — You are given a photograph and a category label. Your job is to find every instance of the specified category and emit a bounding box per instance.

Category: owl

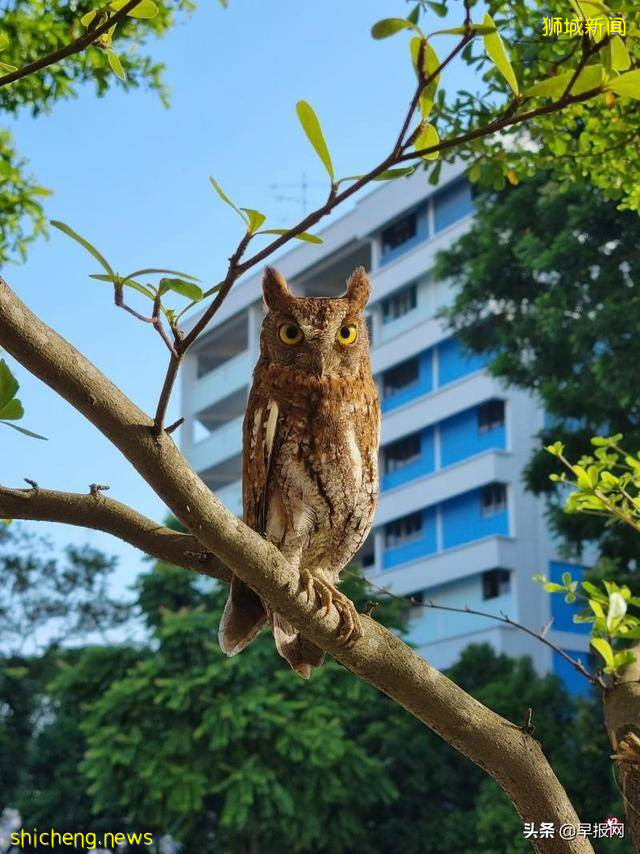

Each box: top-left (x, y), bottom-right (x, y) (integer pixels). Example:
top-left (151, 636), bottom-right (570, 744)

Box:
top-left (218, 265), bottom-right (380, 678)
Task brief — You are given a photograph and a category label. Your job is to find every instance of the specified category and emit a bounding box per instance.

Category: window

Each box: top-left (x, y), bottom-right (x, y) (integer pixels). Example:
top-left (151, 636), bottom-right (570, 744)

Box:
top-left (382, 284), bottom-right (417, 324)
top-left (384, 433), bottom-right (421, 474)
top-left (480, 483), bottom-right (507, 517)
top-left (382, 357), bottom-right (419, 398)
top-left (477, 399), bottom-right (505, 434)
top-left (356, 535), bottom-right (375, 569)
top-left (434, 180), bottom-right (474, 233)
top-left (482, 569), bottom-right (511, 600)
top-left (381, 212), bottom-right (418, 255)
top-left (385, 512), bottom-right (423, 548)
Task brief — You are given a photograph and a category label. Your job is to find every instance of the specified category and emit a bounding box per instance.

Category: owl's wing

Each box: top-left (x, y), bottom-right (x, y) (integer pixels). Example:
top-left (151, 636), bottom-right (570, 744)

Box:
top-left (243, 397), bottom-right (279, 535)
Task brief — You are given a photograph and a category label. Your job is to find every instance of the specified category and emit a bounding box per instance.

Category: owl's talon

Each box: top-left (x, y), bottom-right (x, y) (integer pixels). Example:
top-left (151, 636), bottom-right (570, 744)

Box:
top-left (298, 573), bottom-right (362, 645)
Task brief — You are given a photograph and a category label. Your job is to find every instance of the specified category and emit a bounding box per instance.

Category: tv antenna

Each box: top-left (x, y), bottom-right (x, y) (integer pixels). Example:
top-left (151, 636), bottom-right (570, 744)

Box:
top-left (268, 172), bottom-right (325, 222)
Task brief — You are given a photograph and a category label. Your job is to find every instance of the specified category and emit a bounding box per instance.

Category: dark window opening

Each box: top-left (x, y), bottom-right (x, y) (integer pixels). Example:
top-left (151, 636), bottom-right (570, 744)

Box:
top-left (482, 568), bottom-right (511, 600)
top-left (383, 357), bottom-right (420, 398)
top-left (381, 212), bottom-right (418, 254)
top-left (385, 512), bottom-right (423, 548)
top-left (382, 283), bottom-right (417, 324)
top-left (384, 433), bottom-right (422, 474)
top-left (477, 399), bottom-right (505, 434)
top-left (480, 483), bottom-right (507, 517)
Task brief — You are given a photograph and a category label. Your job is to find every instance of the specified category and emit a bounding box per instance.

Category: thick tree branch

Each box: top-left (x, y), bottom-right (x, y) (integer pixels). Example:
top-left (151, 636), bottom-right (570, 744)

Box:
top-left (0, 276), bottom-right (592, 852)
top-left (0, 0), bottom-right (144, 89)
top-left (0, 483), bottom-right (231, 583)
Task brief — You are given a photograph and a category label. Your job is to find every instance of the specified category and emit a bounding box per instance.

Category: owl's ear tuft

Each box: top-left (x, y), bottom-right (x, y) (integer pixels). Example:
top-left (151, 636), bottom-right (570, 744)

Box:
top-left (345, 266), bottom-right (371, 309)
top-left (263, 266), bottom-right (292, 312)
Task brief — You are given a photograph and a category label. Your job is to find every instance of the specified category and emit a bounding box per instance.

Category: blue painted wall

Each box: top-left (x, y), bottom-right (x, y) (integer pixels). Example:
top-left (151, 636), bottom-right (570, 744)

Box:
top-left (553, 648), bottom-right (592, 696)
top-left (549, 560), bottom-right (589, 634)
top-left (440, 406), bottom-right (506, 468)
top-left (434, 179), bottom-right (474, 233)
top-left (437, 337), bottom-right (487, 387)
top-left (379, 204), bottom-right (429, 266)
top-left (382, 427), bottom-right (435, 491)
top-left (441, 487), bottom-right (509, 550)
top-left (383, 507), bottom-right (437, 569)
top-left (382, 349), bottom-right (433, 413)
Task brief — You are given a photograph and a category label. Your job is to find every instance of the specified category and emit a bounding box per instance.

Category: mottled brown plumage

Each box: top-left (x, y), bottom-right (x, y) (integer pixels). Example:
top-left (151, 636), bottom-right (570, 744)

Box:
top-left (219, 265), bottom-right (380, 678)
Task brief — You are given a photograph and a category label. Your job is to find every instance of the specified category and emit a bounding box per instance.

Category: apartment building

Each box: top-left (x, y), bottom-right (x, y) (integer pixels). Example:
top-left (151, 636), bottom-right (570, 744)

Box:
top-left (180, 161), bottom-right (589, 692)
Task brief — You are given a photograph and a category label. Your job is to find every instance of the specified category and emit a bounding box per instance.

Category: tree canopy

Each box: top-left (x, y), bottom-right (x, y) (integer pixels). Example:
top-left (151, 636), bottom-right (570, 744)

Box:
top-left (436, 173), bottom-right (640, 570)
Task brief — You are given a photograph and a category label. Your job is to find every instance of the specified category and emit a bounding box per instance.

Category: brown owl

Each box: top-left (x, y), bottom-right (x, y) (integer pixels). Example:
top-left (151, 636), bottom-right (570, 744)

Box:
top-left (218, 265), bottom-right (380, 678)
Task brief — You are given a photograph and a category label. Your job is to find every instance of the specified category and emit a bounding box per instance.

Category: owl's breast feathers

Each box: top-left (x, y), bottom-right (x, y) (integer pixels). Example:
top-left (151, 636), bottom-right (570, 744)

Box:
top-left (242, 361), bottom-right (380, 574)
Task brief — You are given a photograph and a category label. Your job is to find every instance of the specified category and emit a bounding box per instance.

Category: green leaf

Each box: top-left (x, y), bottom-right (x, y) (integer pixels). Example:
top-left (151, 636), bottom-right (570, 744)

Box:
top-left (0, 61), bottom-right (18, 73)
top-left (610, 35), bottom-right (631, 72)
top-left (50, 221), bottom-right (114, 276)
top-left (562, 571), bottom-right (573, 587)
top-left (0, 32), bottom-right (10, 51)
top-left (482, 13), bottom-right (518, 96)
top-left (4, 666), bottom-right (28, 679)
top-left (80, 9), bottom-right (99, 26)
top-left (0, 359), bottom-right (19, 412)
top-left (432, 24), bottom-right (497, 36)
top-left (371, 18), bottom-right (416, 39)
top-left (110, 0), bottom-right (159, 18)
top-left (257, 228), bottom-right (323, 244)
top-left (374, 167), bottom-right (417, 181)
top-left (591, 637), bottom-right (615, 668)
top-left (407, 5), bottom-right (420, 25)
top-left (0, 421), bottom-right (47, 440)
top-left (607, 591), bottom-right (628, 630)
top-left (582, 581), bottom-right (607, 601)
top-left (414, 123), bottom-right (440, 160)
top-left (545, 441), bottom-right (565, 456)
top-left (158, 278), bottom-right (204, 301)
top-left (209, 177), bottom-right (248, 224)
top-left (526, 65), bottom-right (603, 98)
top-left (240, 208), bottom-right (267, 233)
top-left (0, 398), bottom-right (24, 420)
top-left (588, 599), bottom-right (605, 619)
top-left (295, 101), bottom-right (334, 180)
top-left (425, 1), bottom-right (447, 16)
top-left (107, 51), bottom-right (126, 81)
top-left (607, 70), bottom-right (640, 100)
top-left (544, 582), bottom-right (566, 593)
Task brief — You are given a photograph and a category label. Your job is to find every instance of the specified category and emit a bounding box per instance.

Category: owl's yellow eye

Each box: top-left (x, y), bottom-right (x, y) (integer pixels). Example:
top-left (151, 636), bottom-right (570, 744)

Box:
top-left (336, 323), bottom-right (358, 346)
top-left (279, 323), bottom-right (303, 346)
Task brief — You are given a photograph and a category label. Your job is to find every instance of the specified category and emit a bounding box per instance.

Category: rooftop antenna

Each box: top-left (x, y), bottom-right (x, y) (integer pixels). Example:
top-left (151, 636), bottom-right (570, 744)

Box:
top-left (268, 172), bottom-right (325, 223)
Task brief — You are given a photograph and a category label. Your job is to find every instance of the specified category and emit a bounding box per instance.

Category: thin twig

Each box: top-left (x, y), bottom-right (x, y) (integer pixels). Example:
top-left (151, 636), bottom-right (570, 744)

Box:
top-left (0, 0), bottom-right (144, 89)
top-left (346, 570), bottom-right (604, 688)
top-left (154, 353), bottom-right (181, 435)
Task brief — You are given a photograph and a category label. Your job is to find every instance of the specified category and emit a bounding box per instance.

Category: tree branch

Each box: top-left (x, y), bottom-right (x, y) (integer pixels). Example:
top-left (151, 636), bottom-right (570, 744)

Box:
top-left (0, 483), bottom-right (231, 583)
top-left (0, 275), bottom-right (593, 852)
top-left (0, 0), bottom-right (145, 89)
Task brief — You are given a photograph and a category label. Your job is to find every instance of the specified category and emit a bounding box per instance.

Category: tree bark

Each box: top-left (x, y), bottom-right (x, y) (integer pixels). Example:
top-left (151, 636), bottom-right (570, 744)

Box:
top-left (604, 644), bottom-right (640, 851)
top-left (0, 276), bottom-right (593, 853)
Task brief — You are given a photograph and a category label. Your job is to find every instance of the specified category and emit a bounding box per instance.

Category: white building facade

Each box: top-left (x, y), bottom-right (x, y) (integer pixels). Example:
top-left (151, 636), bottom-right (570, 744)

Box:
top-left (181, 162), bottom-right (589, 691)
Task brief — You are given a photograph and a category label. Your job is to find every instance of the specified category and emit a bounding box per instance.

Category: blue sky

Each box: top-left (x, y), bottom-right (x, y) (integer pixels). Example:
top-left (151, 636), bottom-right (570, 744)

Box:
top-left (2, 0), bottom-right (471, 593)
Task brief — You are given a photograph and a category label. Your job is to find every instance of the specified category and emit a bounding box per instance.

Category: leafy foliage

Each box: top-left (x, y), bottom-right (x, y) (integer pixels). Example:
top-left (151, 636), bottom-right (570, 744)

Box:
top-left (0, 527), bottom-right (626, 851)
top-left (436, 174), bottom-right (640, 570)
top-left (0, 358), bottom-right (45, 439)
top-left (0, 523), bottom-right (129, 656)
top-left (539, 436), bottom-right (640, 675)
top-left (0, 0), bottom-right (195, 265)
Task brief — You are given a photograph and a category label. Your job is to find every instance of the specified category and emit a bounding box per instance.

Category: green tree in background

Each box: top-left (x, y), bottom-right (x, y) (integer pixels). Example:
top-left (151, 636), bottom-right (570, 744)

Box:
top-left (6, 550), bottom-right (620, 853)
top-left (0, 0), bottom-right (194, 264)
top-left (436, 174), bottom-right (640, 575)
